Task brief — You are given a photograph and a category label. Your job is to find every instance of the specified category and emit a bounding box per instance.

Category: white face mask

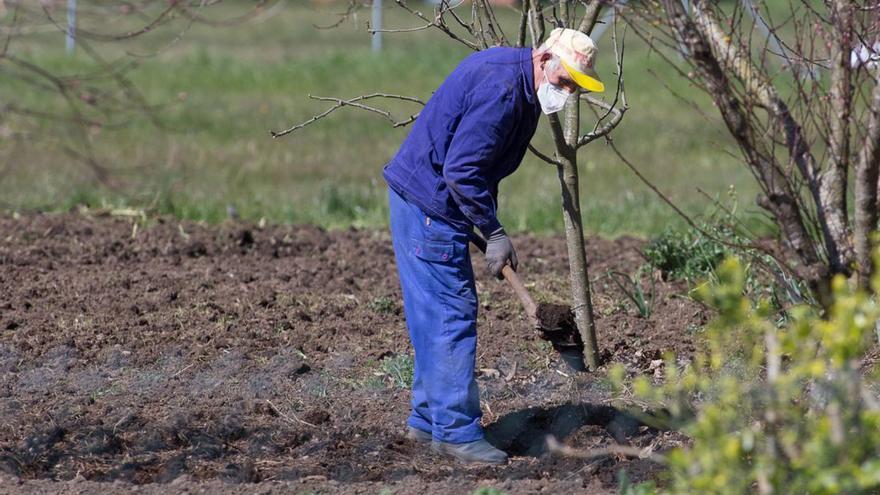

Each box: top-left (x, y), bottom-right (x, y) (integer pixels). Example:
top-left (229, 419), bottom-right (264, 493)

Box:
top-left (537, 72), bottom-right (572, 115)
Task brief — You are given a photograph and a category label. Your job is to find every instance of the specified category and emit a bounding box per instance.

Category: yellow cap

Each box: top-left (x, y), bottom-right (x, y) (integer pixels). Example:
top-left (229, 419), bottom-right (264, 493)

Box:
top-left (545, 28), bottom-right (605, 93)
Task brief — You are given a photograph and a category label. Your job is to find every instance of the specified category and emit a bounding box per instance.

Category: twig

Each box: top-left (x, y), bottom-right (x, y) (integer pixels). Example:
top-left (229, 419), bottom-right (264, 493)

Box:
top-left (546, 435), bottom-right (666, 463)
top-left (529, 144), bottom-right (561, 165)
top-left (370, 23), bottom-right (433, 34)
top-left (577, 15), bottom-right (628, 147)
top-left (577, 102), bottom-right (627, 147)
top-left (271, 93), bottom-right (425, 138)
top-left (172, 362), bottom-right (195, 377)
top-left (314, 0), bottom-right (361, 30)
top-left (393, 0), bottom-right (480, 51)
top-left (266, 400), bottom-right (318, 428)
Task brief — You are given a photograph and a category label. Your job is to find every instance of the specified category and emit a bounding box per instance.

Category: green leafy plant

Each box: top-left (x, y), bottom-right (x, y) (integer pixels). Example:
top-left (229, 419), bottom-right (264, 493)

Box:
top-left (378, 353), bottom-right (414, 390)
top-left (608, 270), bottom-right (656, 318)
top-left (611, 254), bottom-right (880, 494)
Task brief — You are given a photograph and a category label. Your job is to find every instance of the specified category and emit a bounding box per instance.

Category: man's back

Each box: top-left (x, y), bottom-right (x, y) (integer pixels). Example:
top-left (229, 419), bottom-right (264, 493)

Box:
top-left (383, 46), bottom-right (540, 237)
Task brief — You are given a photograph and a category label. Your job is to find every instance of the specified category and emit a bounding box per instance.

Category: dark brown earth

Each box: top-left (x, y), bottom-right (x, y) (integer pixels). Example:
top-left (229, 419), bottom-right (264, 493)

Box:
top-left (0, 212), bottom-right (707, 494)
top-left (535, 302), bottom-right (582, 350)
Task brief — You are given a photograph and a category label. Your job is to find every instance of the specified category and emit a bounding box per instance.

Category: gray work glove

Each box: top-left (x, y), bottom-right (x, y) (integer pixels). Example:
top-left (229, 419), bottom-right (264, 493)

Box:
top-left (485, 228), bottom-right (518, 279)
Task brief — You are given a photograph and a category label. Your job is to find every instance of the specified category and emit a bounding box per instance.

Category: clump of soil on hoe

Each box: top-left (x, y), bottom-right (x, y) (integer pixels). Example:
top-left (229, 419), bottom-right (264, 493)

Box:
top-left (535, 302), bottom-right (586, 371)
top-left (0, 213), bottom-right (705, 494)
top-left (535, 302), bottom-right (581, 348)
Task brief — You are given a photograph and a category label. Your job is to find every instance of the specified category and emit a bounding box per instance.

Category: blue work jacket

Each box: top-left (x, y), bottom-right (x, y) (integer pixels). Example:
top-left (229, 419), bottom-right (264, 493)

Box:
top-left (383, 47), bottom-right (541, 237)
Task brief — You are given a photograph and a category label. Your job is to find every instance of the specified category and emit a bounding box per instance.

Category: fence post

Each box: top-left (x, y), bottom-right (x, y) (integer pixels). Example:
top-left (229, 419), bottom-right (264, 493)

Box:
top-left (66, 0), bottom-right (76, 54)
top-left (371, 0), bottom-right (382, 52)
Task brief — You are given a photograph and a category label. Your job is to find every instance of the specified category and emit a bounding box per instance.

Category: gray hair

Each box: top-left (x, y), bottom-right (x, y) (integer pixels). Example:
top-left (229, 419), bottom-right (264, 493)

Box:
top-left (537, 46), bottom-right (562, 73)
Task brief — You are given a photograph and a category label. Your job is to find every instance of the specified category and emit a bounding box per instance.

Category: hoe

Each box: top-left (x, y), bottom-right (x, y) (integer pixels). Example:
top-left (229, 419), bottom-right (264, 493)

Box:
top-left (470, 233), bottom-right (587, 372)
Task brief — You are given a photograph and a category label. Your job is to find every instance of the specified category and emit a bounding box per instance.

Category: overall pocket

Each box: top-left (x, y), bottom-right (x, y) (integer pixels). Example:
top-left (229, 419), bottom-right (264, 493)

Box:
top-left (411, 237), bottom-right (455, 263)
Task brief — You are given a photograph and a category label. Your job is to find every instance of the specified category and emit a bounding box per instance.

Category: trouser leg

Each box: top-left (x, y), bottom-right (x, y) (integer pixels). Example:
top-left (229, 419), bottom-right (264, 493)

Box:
top-left (388, 187), bottom-right (482, 443)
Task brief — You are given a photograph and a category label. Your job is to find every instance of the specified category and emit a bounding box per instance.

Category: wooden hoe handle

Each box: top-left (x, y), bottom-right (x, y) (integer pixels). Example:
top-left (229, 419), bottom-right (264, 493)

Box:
top-left (469, 232), bottom-right (539, 324)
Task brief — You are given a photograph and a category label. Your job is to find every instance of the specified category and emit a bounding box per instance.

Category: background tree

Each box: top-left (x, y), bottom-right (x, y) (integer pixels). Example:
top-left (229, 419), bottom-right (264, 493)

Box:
top-left (624, 0), bottom-right (880, 303)
top-left (273, 0), bottom-right (629, 369)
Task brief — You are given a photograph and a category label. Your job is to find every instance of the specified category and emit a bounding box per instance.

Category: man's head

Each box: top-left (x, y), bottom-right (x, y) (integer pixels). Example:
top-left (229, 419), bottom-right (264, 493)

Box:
top-left (533, 28), bottom-right (604, 114)
top-left (537, 52), bottom-right (580, 94)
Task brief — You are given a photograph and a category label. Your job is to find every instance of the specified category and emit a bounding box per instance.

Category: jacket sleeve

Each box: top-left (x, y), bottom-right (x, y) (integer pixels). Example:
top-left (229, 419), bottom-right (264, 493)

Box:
top-left (442, 86), bottom-right (517, 237)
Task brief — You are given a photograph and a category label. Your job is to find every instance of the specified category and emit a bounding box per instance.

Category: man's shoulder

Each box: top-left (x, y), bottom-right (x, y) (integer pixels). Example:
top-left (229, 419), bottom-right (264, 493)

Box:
top-left (460, 46), bottom-right (529, 72)
top-left (454, 47), bottom-right (529, 97)
top-left (467, 46), bottom-right (529, 60)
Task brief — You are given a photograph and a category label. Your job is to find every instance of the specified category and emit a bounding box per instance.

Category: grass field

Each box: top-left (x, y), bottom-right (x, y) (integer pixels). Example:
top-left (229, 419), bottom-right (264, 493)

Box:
top-left (0, 1), bottom-right (762, 237)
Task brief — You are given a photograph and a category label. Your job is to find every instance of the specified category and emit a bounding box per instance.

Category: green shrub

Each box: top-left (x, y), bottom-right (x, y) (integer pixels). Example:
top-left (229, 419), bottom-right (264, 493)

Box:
top-left (612, 256), bottom-right (880, 494)
top-left (642, 225), bottom-right (728, 283)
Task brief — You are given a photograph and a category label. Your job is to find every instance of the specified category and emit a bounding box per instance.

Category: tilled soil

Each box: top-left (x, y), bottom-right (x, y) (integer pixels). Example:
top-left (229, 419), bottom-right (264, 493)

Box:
top-left (0, 213), bottom-right (706, 494)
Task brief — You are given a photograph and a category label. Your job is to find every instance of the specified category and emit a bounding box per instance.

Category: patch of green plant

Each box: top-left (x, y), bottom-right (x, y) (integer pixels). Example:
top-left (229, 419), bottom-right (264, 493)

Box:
top-left (608, 270), bottom-right (655, 318)
top-left (642, 225), bottom-right (728, 283)
top-left (361, 374), bottom-right (387, 391)
top-left (471, 488), bottom-right (506, 495)
top-left (368, 296), bottom-right (397, 315)
top-left (611, 254), bottom-right (880, 494)
top-left (377, 353), bottom-right (414, 390)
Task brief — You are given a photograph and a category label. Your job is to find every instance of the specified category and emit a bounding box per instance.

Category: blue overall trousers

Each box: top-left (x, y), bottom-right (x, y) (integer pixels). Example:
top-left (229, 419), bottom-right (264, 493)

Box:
top-left (388, 186), bottom-right (482, 444)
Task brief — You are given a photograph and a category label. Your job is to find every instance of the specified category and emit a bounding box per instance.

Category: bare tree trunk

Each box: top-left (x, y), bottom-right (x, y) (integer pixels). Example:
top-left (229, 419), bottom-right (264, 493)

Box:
top-left (823, 0), bottom-right (854, 273)
top-left (855, 80), bottom-right (880, 286)
top-left (538, 0), bottom-right (603, 369)
top-left (553, 95), bottom-right (601, 369)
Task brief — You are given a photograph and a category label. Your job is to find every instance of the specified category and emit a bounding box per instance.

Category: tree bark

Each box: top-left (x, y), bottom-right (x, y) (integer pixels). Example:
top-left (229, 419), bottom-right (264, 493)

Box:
top-left (539, 0), bottom-right (602, 369)
top-left (855, 79), bottom-right (880, 286)
top-left (553, 93), bottom-right (601, 369)
top-left (823, 0), bottom-right (854, 273)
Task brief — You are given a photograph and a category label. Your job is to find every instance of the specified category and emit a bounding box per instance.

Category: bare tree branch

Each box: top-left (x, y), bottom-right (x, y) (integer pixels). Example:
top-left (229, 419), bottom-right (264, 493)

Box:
top-left (659, 0), bottom-right (824, 281)
top-left (270, 93), bottom-right (425, 138)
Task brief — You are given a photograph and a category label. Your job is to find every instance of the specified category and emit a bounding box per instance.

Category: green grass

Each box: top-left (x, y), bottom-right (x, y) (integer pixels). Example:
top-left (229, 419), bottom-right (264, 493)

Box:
top-left (0, 1), bottom-right (762, 238)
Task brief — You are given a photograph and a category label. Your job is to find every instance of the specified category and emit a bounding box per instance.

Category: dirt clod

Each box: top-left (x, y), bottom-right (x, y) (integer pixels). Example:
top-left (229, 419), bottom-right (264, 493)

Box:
top-left (535, 302), bottom-right (583, 350)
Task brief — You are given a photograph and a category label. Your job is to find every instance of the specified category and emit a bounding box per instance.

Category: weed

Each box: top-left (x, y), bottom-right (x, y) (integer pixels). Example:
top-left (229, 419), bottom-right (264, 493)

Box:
top-left (378, 354), bottom-right (414, 390)
top-left (214, 314), bottom-right (235, 332)
top-left (368, 296), bottom-right (397, 315)
top-left (361, 374), bottom-right (387, 391)
top-left (308, 377), bottom-right (330, 398)
top-left (608, 270), bottom-right (655, 318)
top-left (471, 488), bottom-right (506, 495)
top-left (642, 227), bottom-right (727, 284)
